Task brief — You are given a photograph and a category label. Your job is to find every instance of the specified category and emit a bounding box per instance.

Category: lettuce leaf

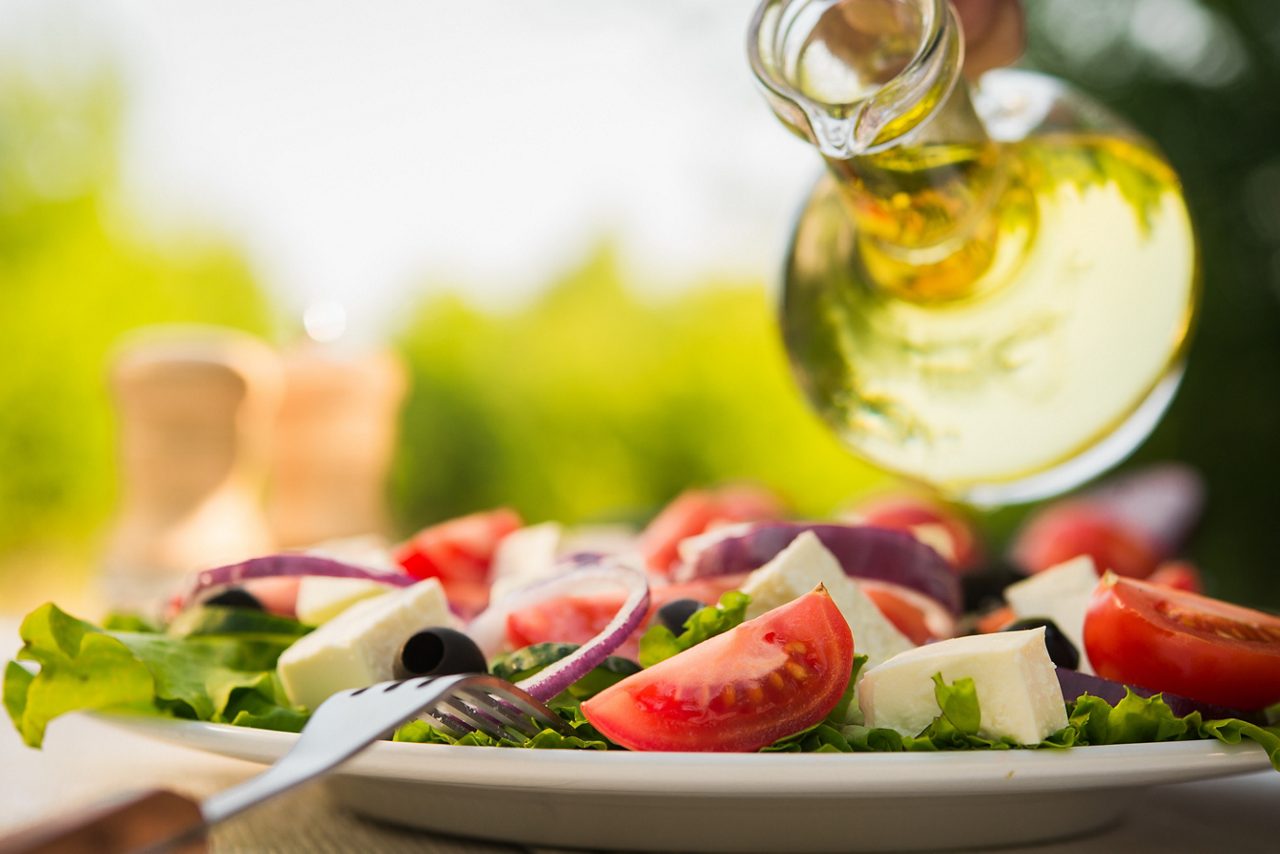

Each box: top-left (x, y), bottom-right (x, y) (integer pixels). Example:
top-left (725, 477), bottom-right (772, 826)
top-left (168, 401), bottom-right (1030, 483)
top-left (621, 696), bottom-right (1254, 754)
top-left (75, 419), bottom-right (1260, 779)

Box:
top-left (829, 678), bottom-right (1280, 768)
top-left (637, 590), bottom-right (750, 668)
top-left (394, 705), bottom-right (613, 750)
top-left (5, 603), bottom-right (308, 747)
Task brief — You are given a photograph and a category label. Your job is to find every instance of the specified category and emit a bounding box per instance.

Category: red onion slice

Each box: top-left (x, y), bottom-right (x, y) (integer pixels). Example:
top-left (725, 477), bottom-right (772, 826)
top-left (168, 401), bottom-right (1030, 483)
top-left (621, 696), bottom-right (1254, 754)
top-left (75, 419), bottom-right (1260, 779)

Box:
top-left (677, 522), bottom-right (961, 615)
top-left (465, 556), bottom-right (650, 703)
top-left (177, 553), bottom-right (414, 612)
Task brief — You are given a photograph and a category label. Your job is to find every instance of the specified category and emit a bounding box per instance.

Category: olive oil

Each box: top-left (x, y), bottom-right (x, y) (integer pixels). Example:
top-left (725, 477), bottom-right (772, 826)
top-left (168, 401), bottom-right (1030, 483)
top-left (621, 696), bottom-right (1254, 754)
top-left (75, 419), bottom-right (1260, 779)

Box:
top-left (783, 133), bottom-right (1196, 500)
top-left (750, 0), bottom-right (1198, 504)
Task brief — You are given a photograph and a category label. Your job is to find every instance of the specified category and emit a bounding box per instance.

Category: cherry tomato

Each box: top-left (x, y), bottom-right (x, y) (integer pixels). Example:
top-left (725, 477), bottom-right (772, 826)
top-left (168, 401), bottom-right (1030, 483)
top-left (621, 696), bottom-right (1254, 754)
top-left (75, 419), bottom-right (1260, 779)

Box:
top-left (581, 587), bottom-right (853, 751)
top-left (640, 486), bottom-right (784, 574)
top-left (505, 575), bottom-right (747, 661)
top-left (1148, 560), bottom-right (1204, 594)
top-left (1013, 501), bottom-right (1160, 578)
top-left (395, 508), bottom-right (523, 612)
top-left (853, 494), bottom-right (981, 572)
top-left (858, 579), bottom-right (957, 643)
top-left (395, 508), bottom-right (522, 582)
top-left (1084, 574), bottom-right (1280, 711)
top-left (975, 605), bottom-right (1016, 634)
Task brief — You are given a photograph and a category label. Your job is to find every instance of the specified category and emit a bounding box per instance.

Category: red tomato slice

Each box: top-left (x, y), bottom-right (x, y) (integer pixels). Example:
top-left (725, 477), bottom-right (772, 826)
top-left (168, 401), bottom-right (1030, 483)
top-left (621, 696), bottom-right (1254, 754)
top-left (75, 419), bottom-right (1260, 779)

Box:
top-left (975, 605), bottom-right (1016, 634)
top-left (395, 508), bottom-right (523, 583)
top-left (581, 587), bottom-right (854, 751)
top-left (857, 579), bottom-right (956, 643)
top-left (1013, 501), bottom-right (1160, 578)
top-left (1084, 574), bottom-right (1280, 711)
top-left (640, 486), bottom-right (783, 574)
top-left (505, 575), bottom-right (748, 661)
top-left (394, 509), bottom-right (522, 610)
top-left (1148, 560), bottom-right (1204, 594)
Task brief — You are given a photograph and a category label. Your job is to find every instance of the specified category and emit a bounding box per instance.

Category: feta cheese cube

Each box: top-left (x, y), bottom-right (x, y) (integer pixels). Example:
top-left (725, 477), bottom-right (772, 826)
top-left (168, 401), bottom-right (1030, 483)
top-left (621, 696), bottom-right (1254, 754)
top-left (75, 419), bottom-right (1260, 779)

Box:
top-left (295, 576), bottom-right (393, 626)
top-left (739, 531), bottom-right (914, 671)
top-left (908, 523), bottom-right (957, 565)
top-left (1003, 555), bottom-right (1099, 674)
top-left (277, 578), bottom-right (456, 710)
top-left (858, 629), bottom-right (1068, 745)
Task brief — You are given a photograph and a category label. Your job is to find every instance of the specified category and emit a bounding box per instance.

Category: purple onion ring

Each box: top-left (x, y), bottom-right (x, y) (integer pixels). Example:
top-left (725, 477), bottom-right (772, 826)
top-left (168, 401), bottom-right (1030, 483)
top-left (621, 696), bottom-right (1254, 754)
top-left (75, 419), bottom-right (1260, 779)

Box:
top-left (465, 557), bottom-right (650, 703)
top-left (176, 553), bottom-right (414, 611)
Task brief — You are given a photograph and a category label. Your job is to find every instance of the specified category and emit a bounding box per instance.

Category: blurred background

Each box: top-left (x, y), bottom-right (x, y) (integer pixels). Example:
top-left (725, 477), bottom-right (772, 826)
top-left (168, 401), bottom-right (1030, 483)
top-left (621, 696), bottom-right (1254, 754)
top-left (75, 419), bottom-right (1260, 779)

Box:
top-left (0, 0), bottom-right (1277, 611)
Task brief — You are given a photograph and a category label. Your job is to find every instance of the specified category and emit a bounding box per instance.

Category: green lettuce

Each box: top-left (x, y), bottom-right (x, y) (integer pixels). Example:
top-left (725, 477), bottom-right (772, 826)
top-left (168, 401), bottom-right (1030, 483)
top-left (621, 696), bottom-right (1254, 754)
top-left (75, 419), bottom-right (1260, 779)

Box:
top-left (5, 603), bottom-right (308, 747)
top-left (637, 590), bottom-right (750, 668)
top-left (796, 674), bottom-right (1280, 769)
top-left (394, 705), bottom-right (613, 750)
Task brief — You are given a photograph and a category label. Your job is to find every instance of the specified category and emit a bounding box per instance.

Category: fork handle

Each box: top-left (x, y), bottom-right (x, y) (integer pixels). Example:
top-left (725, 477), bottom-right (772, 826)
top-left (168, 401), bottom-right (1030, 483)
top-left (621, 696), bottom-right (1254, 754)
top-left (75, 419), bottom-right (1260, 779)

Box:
top-left (0, 789), bottom-right (205, 854)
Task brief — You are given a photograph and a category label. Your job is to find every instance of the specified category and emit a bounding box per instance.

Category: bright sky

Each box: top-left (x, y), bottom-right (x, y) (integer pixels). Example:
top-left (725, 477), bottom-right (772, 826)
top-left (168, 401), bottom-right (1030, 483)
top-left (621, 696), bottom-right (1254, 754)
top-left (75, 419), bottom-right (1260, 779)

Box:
top-left (1, 0), bottom-right (816, 341)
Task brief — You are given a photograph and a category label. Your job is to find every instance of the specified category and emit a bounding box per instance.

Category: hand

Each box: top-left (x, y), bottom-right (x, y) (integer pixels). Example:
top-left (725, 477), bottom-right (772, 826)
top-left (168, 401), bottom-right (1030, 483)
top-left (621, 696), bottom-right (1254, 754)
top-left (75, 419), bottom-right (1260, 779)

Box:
top-left (953, 0), bottom-right (1024, 77)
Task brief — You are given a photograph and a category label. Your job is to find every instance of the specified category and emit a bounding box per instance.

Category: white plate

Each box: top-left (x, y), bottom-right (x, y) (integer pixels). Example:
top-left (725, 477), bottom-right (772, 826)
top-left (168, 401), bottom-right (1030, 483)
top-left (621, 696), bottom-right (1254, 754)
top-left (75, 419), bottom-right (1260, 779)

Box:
top-left (99, 715), bottom-right (1271, 852)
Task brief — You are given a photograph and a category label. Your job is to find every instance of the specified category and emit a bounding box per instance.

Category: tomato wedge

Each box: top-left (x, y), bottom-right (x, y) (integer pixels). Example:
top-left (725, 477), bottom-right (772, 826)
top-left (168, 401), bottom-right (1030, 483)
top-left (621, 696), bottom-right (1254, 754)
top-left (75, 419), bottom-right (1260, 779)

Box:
top-left (581, 587), bottom-right (853, 751)
top-left (1013, 501), bottom-right (1160, 578)
top-left (505, 575), bottom-right (748, 661)
top-left (858, 579), bottom-right (956, 644)
top-left (1084, 574), bottom-right (1280, 711)
top-left (394, 508), bottom-right (522, 614)
top-left (640, 486), bottom-right (783, 574)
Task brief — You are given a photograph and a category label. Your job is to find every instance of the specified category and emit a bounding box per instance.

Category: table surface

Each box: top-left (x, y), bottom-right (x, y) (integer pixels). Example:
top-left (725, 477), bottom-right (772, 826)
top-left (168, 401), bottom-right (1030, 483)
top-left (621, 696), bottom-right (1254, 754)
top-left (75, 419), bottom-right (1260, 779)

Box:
top-left (3, 620), bottom-right (1279, 853)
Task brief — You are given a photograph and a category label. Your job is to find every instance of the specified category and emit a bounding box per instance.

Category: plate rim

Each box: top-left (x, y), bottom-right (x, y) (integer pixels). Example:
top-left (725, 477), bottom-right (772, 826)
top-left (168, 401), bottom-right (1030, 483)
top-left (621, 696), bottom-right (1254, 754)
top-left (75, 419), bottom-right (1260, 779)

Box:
top-left (92, 711), bottom-right (1274, 797)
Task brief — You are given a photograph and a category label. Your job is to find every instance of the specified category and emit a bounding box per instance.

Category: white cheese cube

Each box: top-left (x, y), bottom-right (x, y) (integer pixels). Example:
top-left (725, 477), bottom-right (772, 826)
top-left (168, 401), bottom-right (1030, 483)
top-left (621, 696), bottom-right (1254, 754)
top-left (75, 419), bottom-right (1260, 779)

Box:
top-left (1003, 555), bottom-right (1099, 674)
top-left (295, 576), bottom-right (393, 626)
top-left (739, 531), bottom-right (914, 671)
top-left (908, 523), bottom-right (957, 564)
top-left (488, 522), bottom-right (563, 602)
top-left (278, 578), bottom-right (456, 710)
top-left (858, 629), bottom-right (1067, 745)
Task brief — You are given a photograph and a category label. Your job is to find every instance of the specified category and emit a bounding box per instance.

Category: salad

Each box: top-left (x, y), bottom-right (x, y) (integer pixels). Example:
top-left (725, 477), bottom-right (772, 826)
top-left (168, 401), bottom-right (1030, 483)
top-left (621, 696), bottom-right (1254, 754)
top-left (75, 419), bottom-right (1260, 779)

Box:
top-left (6, 468), bottom-right (1280, 768)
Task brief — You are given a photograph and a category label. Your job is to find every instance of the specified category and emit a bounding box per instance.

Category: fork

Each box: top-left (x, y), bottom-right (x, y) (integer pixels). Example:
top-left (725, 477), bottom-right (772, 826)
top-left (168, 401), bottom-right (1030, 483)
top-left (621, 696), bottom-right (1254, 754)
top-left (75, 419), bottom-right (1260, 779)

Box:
top-left (0, 673), bottom-right (566, 854)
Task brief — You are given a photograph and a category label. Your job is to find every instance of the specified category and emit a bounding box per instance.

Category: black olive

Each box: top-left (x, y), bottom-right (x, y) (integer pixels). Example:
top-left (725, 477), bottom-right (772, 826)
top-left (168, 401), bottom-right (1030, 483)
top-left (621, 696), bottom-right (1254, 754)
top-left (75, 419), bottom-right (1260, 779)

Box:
top-left (394, 627), bottom-right (487, 679)
top-left (961, 557), bottom-right (1029, 613)
top-left (655, 598), bottom-right (704, 635)
top-left (203, 587), bottom-right (264, 610)
top-left (1003, 617), bottom-right (1080, 670)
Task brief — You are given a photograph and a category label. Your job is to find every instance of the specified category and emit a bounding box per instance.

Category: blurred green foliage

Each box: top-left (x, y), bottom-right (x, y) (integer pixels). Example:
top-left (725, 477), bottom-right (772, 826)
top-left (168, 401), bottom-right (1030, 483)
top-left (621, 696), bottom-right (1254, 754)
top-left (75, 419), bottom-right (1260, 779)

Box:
top-left (0, 71), bottom-right (271, 564)
top-left (390, 245), bottom-right (886, 530)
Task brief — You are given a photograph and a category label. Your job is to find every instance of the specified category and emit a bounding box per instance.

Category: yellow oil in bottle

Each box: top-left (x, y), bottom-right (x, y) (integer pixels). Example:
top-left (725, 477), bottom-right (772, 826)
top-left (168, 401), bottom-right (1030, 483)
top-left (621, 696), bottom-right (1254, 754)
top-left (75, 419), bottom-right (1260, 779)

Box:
top-left (783, 132), bottom-right (1197, 499)
top-left (751, 0), bottom-right (1198, 503)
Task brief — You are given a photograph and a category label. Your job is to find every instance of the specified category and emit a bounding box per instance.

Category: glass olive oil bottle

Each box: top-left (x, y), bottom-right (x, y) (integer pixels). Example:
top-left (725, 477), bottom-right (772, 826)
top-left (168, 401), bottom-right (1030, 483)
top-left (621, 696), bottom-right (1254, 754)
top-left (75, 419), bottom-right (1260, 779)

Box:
top-left (750, 0), bottom-right (1197, 505)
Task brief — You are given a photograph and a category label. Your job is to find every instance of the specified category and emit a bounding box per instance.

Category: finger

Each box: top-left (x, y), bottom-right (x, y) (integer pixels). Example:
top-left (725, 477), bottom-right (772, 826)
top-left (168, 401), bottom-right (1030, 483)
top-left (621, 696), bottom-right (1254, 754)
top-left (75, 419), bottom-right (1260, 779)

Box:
top-left (953, 0), bottom-right (1025, 77)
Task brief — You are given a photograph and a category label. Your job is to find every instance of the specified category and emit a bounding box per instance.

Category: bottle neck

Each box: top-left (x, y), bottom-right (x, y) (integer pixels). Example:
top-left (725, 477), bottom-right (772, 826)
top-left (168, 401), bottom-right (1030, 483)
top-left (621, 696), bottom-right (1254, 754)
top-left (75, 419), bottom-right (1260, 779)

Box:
top-left (751, 0), bottom-right (1008, 299)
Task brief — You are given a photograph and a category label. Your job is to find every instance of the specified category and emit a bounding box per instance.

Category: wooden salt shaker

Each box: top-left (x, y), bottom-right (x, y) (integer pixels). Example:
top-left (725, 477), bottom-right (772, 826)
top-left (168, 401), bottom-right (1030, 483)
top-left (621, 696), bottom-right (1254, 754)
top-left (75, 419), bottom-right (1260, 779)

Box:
top-left (266, 344), bottom-right (407, 549)
top-left (101, 326), bottom-right (283, 610)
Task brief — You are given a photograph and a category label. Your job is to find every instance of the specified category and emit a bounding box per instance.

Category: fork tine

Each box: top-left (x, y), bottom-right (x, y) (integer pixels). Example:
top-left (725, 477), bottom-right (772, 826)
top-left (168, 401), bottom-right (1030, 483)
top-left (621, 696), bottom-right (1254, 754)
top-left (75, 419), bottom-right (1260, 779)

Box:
top-left (482, 683), bottom-right (567, 733)
top-left (452, 688), bottom-right (544, 740)
top-left (432, 697), bottom-right (519, 741)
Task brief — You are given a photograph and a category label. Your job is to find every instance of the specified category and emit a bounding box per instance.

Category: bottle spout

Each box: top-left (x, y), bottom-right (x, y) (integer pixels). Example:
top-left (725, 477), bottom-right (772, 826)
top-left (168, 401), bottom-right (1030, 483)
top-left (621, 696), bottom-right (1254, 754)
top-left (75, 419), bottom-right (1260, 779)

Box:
top-left (749, 0), bottom-right (971, 158)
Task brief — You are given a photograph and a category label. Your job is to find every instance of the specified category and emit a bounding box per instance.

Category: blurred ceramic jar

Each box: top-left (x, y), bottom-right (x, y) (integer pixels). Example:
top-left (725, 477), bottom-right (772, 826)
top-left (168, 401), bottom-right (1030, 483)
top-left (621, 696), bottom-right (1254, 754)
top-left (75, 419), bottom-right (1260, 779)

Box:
top-left (266, 344), bottom-right (407, 550)
top-left (102, 327), bottom-right (283, 608)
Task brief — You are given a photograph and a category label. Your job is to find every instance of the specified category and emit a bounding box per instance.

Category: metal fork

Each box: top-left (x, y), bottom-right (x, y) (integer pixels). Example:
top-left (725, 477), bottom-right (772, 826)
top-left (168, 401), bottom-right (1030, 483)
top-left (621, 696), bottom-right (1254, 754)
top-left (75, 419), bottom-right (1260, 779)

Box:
top-left (203, 673), bottom-right (565, 825)
top-left (0, 673), bottom-right (565, 854)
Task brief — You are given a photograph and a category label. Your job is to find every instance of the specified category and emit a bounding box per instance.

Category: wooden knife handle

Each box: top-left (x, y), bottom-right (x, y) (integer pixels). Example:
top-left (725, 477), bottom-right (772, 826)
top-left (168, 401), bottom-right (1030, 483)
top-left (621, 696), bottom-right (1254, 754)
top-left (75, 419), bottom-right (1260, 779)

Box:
top-left (0, 789), bottom-right (205, 854)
